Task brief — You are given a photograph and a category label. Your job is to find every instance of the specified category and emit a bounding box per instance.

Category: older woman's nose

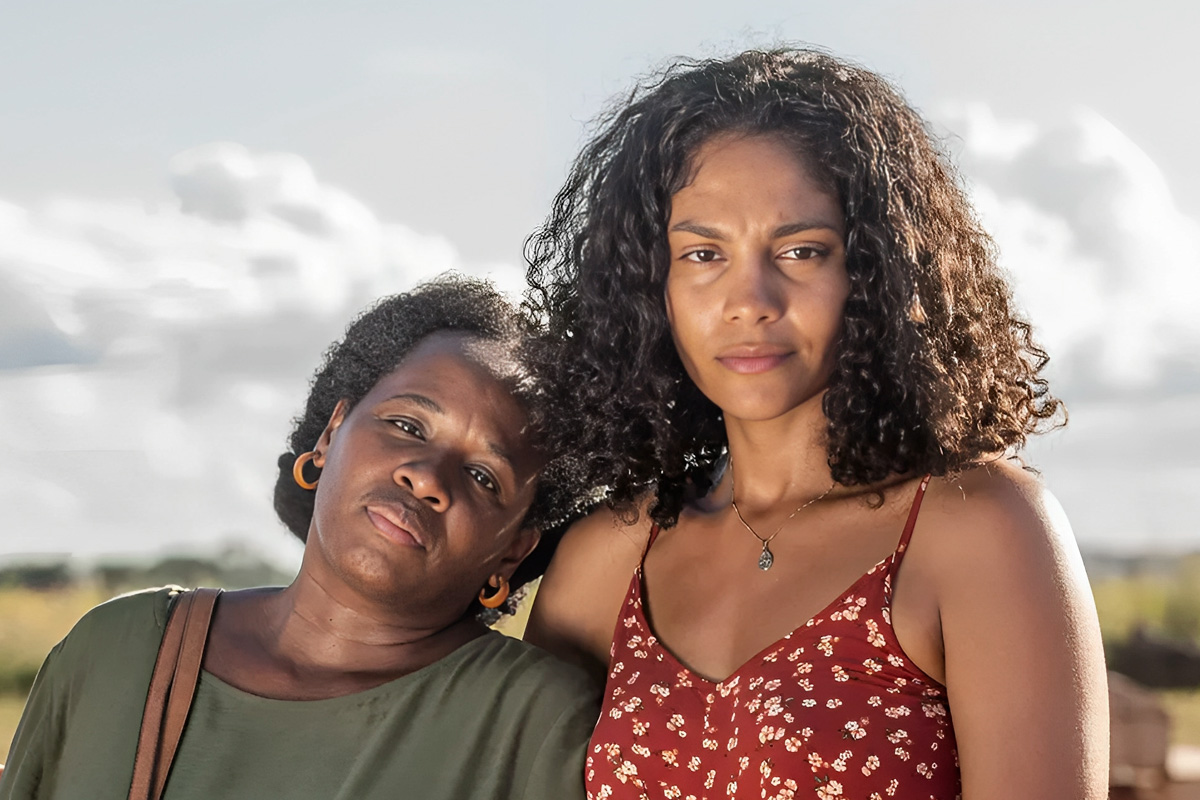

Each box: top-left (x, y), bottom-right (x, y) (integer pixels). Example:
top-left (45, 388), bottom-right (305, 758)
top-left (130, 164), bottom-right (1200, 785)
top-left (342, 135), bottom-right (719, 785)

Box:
top-left (393, 458), bottom-right (451, 509)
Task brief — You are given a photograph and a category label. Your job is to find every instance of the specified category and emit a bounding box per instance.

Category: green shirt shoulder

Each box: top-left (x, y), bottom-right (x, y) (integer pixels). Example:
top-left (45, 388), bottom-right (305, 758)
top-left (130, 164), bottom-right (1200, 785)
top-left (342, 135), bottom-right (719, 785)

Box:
top-left (0, 587), bottom-right (181, 800)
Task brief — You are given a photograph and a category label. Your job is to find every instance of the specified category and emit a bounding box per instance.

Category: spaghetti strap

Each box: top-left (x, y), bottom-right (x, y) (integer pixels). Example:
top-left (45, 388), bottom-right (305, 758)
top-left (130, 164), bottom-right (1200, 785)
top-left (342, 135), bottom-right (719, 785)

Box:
top-left (641, 523), bottom-right (662, 565)
top-left (890, 474), bottom-right (931, 570)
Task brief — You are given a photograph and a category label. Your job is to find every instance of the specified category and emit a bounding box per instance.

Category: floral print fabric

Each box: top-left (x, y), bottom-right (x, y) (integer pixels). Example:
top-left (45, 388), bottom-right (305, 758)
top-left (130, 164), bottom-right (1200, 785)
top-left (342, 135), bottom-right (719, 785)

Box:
top-left (586, 476), bottom-right (961, 800)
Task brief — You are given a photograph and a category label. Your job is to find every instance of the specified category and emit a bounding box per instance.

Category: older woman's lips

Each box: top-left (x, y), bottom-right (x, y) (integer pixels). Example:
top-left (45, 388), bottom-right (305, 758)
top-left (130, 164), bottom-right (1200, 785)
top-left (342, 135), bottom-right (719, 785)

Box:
top-left (717, 349), bottom-right (792, 374)
top-left (366, 506), bottom-right (426, 549)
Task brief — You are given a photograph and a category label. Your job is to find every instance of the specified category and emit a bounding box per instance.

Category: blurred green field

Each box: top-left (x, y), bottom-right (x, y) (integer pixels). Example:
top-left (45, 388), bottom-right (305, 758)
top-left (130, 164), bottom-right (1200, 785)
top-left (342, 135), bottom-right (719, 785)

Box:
top-left (1163, 690), bottom-right (1200, 746)
top-left (0, 585), bottom-right (108, 693)
top-left (1093, 556), bottom-right (1200, 645)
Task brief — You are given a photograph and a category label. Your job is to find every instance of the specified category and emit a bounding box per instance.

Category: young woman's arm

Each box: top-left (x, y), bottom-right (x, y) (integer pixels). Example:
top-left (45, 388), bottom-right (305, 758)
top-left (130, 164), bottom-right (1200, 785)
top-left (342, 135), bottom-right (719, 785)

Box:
top-left (525, 506), bottom-right (651, 683)
top-left (926, 466), bottom-right (1108, 798)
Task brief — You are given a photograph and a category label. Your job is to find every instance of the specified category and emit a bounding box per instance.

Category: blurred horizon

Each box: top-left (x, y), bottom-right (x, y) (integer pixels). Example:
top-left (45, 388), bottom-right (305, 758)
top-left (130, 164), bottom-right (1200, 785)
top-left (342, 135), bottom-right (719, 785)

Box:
top-left (2, 1), bottom-right (1197, 571)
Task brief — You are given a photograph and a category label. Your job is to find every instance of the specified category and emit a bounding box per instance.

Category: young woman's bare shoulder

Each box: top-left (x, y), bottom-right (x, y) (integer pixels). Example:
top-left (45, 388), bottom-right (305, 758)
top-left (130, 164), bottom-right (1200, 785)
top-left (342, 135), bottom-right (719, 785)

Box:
top-left (915, 464), bottom-right (1108, 793)
top-left (524, 498), bottom-right (655, 682)
top-left (560, 499), bottom-right (656, 565)
top-left (915, 457), bottom-right (1096, 659)
top-left (919, 459), bottom-right (1075, 564)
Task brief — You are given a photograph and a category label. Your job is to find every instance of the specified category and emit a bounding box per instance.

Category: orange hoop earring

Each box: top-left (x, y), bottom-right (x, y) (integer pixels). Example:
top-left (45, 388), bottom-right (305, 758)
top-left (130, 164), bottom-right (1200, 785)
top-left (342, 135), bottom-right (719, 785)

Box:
top-left (478, 575), bottom-right (509, 609)
top-left (292, 451), bottom-right (320, 490)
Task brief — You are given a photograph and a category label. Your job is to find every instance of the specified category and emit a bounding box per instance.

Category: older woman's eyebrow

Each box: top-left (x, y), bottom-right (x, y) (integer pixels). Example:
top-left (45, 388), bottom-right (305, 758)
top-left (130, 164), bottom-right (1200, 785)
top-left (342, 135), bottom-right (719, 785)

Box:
top-left (386, 393), bottom-right (443, 413)
top-left (487, 442), bottom-right (517, 476)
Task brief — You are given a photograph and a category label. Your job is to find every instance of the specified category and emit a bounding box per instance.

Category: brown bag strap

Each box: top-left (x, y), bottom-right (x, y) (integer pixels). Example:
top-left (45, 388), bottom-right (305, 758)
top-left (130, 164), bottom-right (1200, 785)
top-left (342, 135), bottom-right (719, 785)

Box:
top-left (128, 587), bottom-right (221, 800)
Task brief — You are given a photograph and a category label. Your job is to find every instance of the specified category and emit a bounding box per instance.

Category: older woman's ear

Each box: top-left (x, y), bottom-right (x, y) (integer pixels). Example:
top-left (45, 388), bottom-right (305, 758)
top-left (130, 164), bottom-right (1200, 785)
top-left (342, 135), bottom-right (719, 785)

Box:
top-left (312, 399), bottom-right (350, 467)
top-left (480, 527), bottom-right (542, 610)
top-left (497, 526), bottom-right (542, 576)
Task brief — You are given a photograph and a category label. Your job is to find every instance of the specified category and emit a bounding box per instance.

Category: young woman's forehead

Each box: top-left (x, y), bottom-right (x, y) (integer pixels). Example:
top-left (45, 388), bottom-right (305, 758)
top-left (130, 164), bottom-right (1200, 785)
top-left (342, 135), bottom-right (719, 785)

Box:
top-left (671, 136), bottom-right (844, 233)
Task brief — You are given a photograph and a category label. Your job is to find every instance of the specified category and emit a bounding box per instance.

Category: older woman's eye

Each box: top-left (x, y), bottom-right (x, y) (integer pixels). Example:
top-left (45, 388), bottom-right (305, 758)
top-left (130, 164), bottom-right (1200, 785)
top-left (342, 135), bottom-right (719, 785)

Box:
top-left (467, 467), bottom-right (500, 494)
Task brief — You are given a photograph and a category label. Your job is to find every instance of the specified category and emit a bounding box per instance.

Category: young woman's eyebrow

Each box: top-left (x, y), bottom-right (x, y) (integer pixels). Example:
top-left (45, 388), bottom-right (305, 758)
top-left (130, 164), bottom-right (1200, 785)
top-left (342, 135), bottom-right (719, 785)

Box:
top-left (772, 220), bottom-right (843, 237)
top-left (669, 221), bottom-right (725, 238)
top-left (669, 220), bottom-right (843, 238)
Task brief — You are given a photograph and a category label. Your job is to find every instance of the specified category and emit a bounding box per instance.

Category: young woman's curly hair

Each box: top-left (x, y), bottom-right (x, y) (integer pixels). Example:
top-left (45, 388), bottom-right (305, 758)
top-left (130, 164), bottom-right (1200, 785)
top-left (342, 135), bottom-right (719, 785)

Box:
top-left (524, 47), bottom-right (1064, 527)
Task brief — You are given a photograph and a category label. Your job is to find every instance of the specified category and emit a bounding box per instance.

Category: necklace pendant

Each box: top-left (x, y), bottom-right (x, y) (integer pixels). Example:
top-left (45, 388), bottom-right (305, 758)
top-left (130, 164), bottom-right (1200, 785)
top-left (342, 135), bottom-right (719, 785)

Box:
top-left (758, 543), bottom-right (774, 571)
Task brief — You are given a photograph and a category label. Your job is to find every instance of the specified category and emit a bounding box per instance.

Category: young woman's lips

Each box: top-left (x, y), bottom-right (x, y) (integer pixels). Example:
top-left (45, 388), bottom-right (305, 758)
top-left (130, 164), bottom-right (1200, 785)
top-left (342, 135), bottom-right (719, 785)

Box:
top-left (365, 506), bottom-right (427, 549)
top-left (716, 348), bottom-right (793, 374)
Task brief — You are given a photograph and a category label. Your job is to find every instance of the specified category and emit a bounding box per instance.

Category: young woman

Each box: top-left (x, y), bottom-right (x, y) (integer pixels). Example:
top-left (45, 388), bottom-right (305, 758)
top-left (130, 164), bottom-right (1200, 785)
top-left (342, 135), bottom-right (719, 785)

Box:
top-left (1, 278), bottom-right (598, 800)
top-left (525, 50), bottom-right (1108, 798)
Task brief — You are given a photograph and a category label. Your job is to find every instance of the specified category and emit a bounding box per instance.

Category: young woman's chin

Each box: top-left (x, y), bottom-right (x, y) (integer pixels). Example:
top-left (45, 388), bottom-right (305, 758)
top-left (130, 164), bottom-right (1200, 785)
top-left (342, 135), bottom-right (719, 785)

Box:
top-left (715, 396), bottom-right (827, 428)
top-left (691, 371), bottom-right (831, 426)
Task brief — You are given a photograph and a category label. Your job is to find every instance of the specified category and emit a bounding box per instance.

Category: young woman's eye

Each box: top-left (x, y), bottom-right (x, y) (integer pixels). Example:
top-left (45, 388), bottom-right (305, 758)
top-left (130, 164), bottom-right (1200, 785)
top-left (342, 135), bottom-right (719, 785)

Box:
top-left (780, 245), bottom-right (826, 260)
top-left (682, 248), bottom-right (720, 263)
top-left (467, 467), bottom-right (499, 494)
top-left (391, 418), bottom-right (424, 439)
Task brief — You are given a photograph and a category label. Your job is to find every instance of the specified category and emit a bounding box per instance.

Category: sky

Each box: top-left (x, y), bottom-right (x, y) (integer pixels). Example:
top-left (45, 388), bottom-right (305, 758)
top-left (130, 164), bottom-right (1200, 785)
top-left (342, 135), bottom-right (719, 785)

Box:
top-left (1, 1), bottom-right (1197, 568)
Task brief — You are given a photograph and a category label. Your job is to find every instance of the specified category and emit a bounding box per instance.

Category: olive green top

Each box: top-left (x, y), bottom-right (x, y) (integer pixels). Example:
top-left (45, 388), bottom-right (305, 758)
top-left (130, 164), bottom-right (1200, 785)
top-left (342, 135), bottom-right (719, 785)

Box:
top-left (0, 588), bottom-right (597, 800)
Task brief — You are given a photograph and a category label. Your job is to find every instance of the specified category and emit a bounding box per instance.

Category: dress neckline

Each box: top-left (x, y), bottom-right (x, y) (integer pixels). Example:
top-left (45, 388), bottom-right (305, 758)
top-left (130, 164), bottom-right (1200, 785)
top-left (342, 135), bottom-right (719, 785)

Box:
top-left (630, 474), bottom-right (933, 687)
top-left (631, 552), bottom-right (893, 687)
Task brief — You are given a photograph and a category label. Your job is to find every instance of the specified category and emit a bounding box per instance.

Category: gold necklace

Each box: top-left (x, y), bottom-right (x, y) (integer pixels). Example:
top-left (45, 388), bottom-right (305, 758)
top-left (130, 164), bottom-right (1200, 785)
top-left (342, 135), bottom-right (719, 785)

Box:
top-left (729, 461), bottom-right (836, 571)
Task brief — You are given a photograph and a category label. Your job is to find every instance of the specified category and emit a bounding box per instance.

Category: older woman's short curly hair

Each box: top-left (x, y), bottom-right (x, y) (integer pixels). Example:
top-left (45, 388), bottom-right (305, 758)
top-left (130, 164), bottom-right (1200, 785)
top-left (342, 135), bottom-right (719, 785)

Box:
top-left (273, 276), bottom-right (587, 613)
top-left (525, 47), bottom-right (1064, 527)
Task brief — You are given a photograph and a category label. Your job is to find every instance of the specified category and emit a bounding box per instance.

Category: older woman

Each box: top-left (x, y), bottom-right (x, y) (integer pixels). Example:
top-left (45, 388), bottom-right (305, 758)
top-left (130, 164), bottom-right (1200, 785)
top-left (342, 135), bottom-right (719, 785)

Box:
top-left (0, 278), bottom-right (597, 800)
top-left (525, 49), bottom-right (1107, 799)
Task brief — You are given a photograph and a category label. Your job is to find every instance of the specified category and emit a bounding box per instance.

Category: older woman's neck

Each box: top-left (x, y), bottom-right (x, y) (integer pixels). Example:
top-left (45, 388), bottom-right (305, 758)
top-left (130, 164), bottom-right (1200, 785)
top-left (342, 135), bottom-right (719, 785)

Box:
top-left (283, 567), bottom-right (480, 649)
top-left (202, 567), bottom-right (486, 701)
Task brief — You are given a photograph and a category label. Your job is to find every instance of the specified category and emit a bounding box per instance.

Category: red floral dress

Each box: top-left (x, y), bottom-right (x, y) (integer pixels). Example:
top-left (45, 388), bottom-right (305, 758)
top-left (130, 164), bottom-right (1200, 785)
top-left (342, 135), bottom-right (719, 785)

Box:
top-left (586, 476), bottom-right (961, 800)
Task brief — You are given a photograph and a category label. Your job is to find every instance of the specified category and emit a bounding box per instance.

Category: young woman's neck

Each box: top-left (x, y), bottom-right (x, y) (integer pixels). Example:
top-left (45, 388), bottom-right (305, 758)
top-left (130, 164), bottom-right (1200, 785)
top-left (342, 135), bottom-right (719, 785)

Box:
top-left (721, 396), bottom-right (836, 513)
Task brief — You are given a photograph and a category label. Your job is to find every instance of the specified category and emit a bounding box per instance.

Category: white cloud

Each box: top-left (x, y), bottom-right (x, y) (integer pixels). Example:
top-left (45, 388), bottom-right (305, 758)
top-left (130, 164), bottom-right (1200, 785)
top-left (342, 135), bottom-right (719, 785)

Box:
top-left (942, 103), bottom-right (1200, 393)
top-left (0, 143), bottom-right (524, 565)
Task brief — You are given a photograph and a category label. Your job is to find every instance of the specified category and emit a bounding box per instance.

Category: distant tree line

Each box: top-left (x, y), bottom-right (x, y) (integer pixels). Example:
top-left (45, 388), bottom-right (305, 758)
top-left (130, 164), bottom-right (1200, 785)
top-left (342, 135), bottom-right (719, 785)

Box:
top-left (0, 545), bottom-right (293, 594)
top-left (0, 547), bottom-right (295, 696)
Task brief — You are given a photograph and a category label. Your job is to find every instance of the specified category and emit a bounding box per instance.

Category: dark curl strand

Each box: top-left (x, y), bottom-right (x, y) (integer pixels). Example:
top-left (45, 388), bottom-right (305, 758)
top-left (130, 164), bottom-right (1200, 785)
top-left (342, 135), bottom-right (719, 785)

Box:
top-left (273, 276), bottom-right (590, 614)
top-left (524, 47), bottom-right (1064, 527)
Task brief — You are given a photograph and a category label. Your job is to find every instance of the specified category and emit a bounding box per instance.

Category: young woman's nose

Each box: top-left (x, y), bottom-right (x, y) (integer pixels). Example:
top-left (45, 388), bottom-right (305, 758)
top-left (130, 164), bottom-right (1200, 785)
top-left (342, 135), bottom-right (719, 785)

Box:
top-left (723, 254), bottom-right (785, 324)
top-left (393, 457), bottom-right (451, 509)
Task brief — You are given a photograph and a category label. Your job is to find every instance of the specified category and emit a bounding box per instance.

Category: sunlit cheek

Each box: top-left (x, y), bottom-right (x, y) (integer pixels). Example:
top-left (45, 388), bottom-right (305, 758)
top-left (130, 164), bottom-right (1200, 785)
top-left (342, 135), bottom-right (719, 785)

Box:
top-left (494, 515), bottom-right (522, 542)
